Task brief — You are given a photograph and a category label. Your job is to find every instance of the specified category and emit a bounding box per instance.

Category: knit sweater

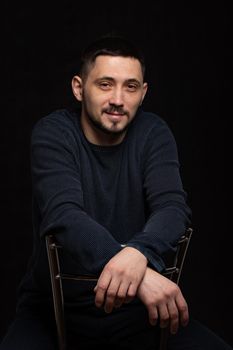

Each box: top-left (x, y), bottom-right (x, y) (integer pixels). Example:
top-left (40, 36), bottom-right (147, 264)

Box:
top-left (17, 107), bottom-right (191, 307)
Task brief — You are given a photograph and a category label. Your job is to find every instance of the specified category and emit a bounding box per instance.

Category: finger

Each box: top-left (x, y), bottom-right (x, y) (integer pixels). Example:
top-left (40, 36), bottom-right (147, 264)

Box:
top-left (167, 300), bottom-right (179, 334)
top-left (127, 282), bottom-right (137, 299)
top-left (176, 293), bottom-right (189, 327)
top-left (94, 272), bottom-right (111, 308)
top-left (114, 282), bottom-right (129, 308)
top-left (148, 306), bottom-right (158, 326)
top-left (104, 278), bottom-right (120, 313)
top-left (158, 304), bottom-right (170, 329)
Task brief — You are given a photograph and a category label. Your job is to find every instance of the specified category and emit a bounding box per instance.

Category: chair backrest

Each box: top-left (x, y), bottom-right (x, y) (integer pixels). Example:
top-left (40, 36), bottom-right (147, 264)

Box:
top-left (46, 227), bottom-right (193, 350)
top-left (158, 227), bottom-right (193, 349)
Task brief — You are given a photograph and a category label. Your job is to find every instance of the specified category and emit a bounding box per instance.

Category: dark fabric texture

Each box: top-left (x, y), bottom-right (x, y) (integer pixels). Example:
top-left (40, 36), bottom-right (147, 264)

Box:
top-left (1, 308), bottom-right (232, 350)
top-left (1, 108), bottom-right (232, 349)
top-left (16, 107), bottom-right (191, 309)
top-left (0, 107), bottom-right (193, 349)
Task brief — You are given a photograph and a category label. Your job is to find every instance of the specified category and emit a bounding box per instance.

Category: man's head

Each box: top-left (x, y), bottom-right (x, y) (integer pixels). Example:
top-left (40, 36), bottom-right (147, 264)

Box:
top-left (72, 35), bottom-right (148, 145)
top-left (79, 35), bottom-right (146, 81)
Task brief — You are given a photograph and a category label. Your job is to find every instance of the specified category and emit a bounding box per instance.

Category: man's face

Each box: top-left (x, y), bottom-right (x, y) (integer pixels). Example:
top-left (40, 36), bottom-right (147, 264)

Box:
top-left (73, 55), bottom-right (147, 145)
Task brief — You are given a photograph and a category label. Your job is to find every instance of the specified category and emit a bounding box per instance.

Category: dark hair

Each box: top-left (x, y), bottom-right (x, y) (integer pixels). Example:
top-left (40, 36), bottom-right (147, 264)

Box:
top-left (79, 35), bottom-right (146, 80)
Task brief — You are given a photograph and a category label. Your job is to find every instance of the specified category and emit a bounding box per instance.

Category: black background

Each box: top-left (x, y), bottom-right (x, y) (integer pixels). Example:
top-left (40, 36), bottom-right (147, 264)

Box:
top-left (1, 1), bottom-right (232, 347)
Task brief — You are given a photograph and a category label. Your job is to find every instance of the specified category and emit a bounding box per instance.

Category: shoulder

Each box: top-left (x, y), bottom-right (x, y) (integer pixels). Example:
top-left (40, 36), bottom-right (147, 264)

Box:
top-left (135, 109), bottom-right (165, 126)
top-left (130, 109), bottom-right (175, 144)
top-left (32, 108), bottom-right (78, 132)
top-left (31, 108), bottom-right (81, 143)
top-left (129, 109), bottom-right (179, 163)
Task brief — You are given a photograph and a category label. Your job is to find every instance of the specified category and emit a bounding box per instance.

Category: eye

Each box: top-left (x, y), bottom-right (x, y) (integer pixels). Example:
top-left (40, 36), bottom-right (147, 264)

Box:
top-left (98, 81), bottom-right (112, 90)
top-left (126, 84), bottom-right (138, 92)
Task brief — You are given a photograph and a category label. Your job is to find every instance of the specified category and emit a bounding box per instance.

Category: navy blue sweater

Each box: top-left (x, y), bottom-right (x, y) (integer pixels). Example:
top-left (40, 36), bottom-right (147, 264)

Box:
top-left (18, 108), bottom-right (191, 307)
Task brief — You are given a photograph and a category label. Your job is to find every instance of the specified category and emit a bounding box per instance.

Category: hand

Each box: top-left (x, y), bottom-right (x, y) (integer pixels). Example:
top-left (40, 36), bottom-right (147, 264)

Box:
top-left (94, 247), bottom-right (147, 313)
top-left (137, 267), bottom-right (189, 334)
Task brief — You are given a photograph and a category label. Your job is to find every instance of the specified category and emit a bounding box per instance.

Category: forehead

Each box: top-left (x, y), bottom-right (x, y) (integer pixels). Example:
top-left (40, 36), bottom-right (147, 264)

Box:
top-left (87, 55), bottom-right (144, 82)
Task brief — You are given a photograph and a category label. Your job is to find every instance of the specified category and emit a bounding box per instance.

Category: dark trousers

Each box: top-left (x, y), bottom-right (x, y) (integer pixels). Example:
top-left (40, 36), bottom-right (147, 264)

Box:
top-left (1, 303), bottom-right (232, 350)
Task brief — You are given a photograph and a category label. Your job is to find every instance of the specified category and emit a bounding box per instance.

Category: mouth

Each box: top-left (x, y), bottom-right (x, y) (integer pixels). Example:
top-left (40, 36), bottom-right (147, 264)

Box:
top-left (103, 108), bottom-right (128, 122)
top-left (104, 111), bottom-right (126, 122)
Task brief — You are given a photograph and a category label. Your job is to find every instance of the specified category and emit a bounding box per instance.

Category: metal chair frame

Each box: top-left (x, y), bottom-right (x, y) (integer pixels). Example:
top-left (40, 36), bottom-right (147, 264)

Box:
top-left (46, 227), bottom-right (193, 350)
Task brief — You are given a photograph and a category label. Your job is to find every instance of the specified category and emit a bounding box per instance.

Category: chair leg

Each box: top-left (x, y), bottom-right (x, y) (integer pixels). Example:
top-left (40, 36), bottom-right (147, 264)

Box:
top-left (159, 328), bottom-right (169, 350)
top-left (46, 236), bottom-right (67, 350)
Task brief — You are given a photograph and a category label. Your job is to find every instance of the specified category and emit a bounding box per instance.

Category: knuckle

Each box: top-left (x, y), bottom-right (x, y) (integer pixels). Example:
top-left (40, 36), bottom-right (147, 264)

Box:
top-left (149, 299), bottom-right (156, 308)
top-left (161, 315), bottom-right (169, 322)
top-left (171, 284), bottom-right (180, 295)
top-left (117, 292), bottom-right (125, 299)
top-left (106, 289), bottom-right (116, 298)
top-left (127, 289), bottom-right (136, 298)
top-left (146, 300), bottom-right (155, 309)
top-left (163, 289), bottom-right (171, 299)
top-left (179, 304), bottom-right (188, 313)
top-left (170, 311), bottom-right (179, 320)
top-left (97, 282), bottom-right (107, 291)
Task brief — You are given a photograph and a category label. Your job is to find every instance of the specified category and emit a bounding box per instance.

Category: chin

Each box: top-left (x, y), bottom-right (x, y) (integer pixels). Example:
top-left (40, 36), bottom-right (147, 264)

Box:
top-left (105, 124), bottom-right (128, 136)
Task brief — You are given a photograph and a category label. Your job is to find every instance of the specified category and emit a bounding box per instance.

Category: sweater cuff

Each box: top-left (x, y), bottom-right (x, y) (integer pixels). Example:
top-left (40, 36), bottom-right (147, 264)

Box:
top-left (125, 243), bottom-right (165, 273)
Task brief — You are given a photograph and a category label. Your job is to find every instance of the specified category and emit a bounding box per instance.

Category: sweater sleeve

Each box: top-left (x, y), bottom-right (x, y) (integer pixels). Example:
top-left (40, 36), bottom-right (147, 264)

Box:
top-left (31, 116), bottom-right (121, 274)
top-left (126, 120), bottom-right (192, 272)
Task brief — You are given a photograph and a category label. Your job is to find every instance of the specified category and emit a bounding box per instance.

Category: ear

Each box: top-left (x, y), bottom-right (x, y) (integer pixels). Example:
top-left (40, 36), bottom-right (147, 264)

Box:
top-left (140, 82), bottom-right (148, 105)
top-left (71, 75), bottom-right (83, 101)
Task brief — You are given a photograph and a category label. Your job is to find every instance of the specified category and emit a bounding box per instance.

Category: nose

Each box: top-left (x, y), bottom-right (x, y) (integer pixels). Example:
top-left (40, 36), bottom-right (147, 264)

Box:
top-left (109, 87), bottom-right (124, 106)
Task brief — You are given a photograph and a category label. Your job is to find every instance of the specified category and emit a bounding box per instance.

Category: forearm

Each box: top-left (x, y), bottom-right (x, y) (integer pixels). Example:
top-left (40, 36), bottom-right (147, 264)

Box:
top-left (39, 202), bottom-right (122, 274)
top-left (32, 117), bottom-right (121, 274)
top-left (126, 120), bottom-right (192, 271)
top-left (126, 202), bottom-right (191, 272)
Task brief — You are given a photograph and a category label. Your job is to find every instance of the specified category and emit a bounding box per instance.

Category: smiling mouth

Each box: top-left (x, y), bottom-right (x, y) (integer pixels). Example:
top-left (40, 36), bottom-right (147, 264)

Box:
top-left (106, 112), bottom-right (124, 115)
top-left (105, 112), bottom-right (125, 122)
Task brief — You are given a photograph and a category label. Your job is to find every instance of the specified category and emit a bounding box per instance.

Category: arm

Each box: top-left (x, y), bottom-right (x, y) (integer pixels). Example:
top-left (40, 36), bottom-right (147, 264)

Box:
top-left (94, 119), bottom-right (191, 313)
top-left (129, 120), bottom-right (191, 332)
top-left (137, 267), bottom-right (189, 334)
top-left (126, 120), bottom-right (192, 272)
top-left (31, 116), bottom-right (121, 274)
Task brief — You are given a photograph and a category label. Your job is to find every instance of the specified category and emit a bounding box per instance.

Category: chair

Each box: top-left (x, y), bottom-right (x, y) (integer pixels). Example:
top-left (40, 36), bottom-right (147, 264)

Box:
top-left (46, 227), bottom-right (193, 350)
top-left (158, 227), bottom-right (193, 349)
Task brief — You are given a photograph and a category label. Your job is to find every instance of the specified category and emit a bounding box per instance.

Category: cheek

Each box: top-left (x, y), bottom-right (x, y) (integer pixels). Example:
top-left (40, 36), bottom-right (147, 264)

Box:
top-left (128, 98), bottom-right (142, 112)
top-left (84, 94), bottom-right (99, 113)
top-left (86, 91), bottom-right (107, 110)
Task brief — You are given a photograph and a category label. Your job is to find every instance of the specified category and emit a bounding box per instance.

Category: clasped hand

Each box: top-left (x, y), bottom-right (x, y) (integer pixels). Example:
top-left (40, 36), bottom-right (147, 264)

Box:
top-left (94, 246), bottom-right (147, 313)
top-left (94, 248), bottom-right (189, 334)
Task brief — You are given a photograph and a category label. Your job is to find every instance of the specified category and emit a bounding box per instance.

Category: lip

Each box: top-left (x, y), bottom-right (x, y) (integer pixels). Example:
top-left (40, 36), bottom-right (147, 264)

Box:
top-left (104, 112), bottom-right (125, 121)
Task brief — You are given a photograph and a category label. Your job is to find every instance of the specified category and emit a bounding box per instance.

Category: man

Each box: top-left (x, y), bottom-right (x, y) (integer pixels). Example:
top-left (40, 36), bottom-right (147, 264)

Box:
top-left (1, 35), bottom-right (232, 349)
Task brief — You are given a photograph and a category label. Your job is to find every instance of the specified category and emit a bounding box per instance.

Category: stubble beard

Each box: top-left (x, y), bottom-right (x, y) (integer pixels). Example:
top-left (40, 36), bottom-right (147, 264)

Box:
top-left (86, 108), bottom-right (132, 137)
